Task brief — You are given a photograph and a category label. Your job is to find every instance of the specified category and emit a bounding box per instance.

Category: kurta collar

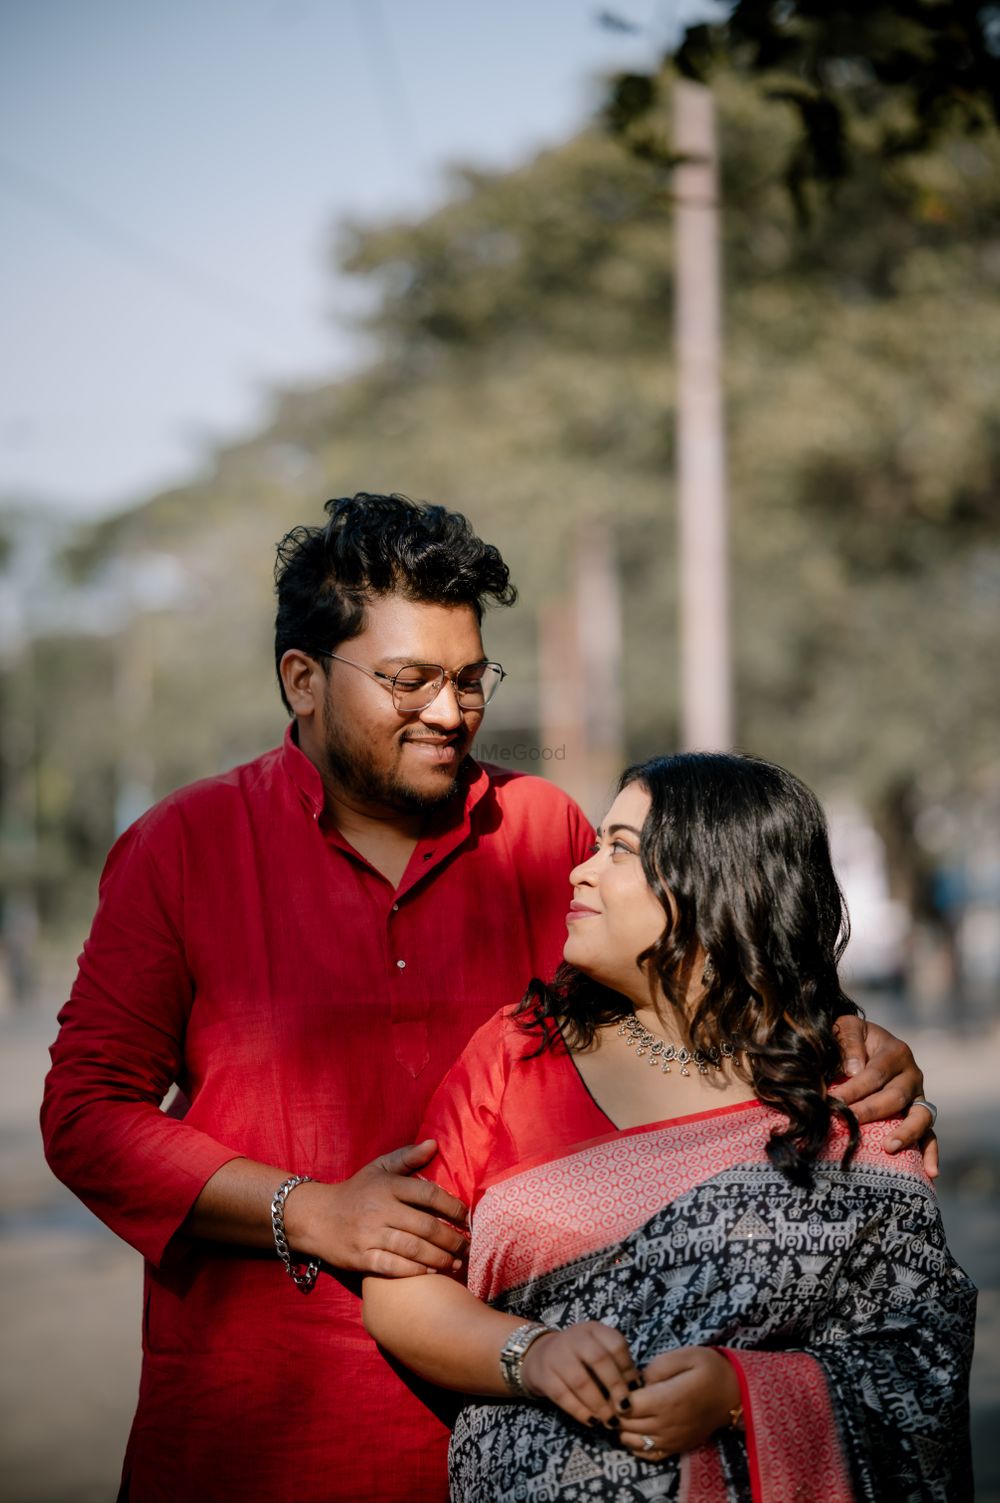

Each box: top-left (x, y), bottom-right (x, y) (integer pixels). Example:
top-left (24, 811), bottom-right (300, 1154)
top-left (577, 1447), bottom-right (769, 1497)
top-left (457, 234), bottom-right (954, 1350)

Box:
top-left (280, 720), bottom-right (492, 880)
top-left (281, 721), bottom-right (326, 818)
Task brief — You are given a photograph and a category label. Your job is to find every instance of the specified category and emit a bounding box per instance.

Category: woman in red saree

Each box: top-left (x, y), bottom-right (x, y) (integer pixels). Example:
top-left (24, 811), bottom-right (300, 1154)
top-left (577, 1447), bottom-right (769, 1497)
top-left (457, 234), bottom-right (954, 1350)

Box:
top-left (364, 753), bottom-right (975, 1502)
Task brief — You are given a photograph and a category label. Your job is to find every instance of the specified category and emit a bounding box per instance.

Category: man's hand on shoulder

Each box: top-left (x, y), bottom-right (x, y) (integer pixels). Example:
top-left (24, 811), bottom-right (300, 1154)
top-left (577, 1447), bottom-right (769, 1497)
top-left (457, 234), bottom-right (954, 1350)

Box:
top-left (829, 1015), bottom-right (939, 1178)
top-left (287, 1140), bottom-right (469, 1277)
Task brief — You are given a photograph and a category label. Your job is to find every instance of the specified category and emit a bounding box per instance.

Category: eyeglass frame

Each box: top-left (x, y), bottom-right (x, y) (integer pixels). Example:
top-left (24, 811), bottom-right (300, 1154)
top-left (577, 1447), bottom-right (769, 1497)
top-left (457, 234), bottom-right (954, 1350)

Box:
top-left (311, 649), bottom-right (506, 713)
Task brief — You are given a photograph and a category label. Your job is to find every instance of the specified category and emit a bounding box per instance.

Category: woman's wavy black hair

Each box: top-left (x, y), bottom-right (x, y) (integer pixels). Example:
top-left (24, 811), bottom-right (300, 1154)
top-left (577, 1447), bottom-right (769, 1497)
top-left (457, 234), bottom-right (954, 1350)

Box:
top-left (274, 492), bottom-right (517, 712)
top-left (519, 752), bottom-right (862, 1185)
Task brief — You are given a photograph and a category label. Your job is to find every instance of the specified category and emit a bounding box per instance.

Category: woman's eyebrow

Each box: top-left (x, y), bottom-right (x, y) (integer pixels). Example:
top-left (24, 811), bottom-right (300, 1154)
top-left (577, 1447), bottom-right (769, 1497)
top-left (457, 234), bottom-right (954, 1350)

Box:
top-left (606, 823), bottom-right (642, 837)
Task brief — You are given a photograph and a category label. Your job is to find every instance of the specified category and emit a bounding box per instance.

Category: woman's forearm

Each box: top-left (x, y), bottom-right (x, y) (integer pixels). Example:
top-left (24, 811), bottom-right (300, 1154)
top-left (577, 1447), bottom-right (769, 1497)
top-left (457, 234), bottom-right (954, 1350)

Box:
top-left (363, 1271), bottom-right (530, 1395)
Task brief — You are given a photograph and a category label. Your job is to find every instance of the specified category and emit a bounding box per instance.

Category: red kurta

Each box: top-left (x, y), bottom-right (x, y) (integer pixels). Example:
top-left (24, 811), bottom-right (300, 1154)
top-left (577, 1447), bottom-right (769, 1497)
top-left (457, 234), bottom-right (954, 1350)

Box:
top-left (41, 728), bottom-right (593, 1503)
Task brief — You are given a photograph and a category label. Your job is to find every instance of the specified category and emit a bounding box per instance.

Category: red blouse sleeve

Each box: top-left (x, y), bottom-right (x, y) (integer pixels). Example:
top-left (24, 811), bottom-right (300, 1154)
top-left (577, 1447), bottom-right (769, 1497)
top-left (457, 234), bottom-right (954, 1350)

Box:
top-left (40, 809), bottom-right (239, 1267)
top-left (415, 1007), bottom-right (518, 1208)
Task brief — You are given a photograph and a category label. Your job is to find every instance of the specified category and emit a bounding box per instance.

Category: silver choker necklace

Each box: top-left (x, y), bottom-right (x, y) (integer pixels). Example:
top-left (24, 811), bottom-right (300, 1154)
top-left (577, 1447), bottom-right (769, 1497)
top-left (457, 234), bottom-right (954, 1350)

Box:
top-left (618, 1013), bottom-right (740, 1076)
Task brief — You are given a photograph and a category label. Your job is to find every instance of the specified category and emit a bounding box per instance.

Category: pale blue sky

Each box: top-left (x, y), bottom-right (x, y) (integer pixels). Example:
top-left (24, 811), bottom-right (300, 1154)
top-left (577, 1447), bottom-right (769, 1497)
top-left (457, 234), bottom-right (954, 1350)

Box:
top-left (1, 0), bottom-right (716, 517)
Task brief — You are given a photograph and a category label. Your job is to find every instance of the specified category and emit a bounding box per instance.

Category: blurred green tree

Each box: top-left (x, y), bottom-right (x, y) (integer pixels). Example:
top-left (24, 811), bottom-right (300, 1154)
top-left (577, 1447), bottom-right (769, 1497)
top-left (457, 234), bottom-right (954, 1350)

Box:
top-left (604, 1), bottom-right (1000, 218)
top-left (8, 61), bottom-right (998, 939)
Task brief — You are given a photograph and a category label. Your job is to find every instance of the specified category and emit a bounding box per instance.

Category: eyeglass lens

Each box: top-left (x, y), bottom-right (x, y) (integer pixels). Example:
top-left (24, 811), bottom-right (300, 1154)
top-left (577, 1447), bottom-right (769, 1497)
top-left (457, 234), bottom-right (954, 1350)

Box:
top-left (392, 663), bottom-right (503, 710)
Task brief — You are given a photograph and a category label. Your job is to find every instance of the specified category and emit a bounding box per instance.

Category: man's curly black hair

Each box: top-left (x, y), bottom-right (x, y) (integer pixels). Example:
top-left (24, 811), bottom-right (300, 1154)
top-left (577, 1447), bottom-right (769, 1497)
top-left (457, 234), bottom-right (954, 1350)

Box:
top-left (273, 492), bottom-right (516, 713)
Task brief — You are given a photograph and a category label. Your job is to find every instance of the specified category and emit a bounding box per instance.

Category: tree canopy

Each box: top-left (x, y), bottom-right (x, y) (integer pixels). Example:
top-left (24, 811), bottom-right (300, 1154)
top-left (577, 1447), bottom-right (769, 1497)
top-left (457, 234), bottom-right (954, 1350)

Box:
top-left (605, 1), bottom-right (1000, 218)
top-left (2, 55), bottom-right (998, 932)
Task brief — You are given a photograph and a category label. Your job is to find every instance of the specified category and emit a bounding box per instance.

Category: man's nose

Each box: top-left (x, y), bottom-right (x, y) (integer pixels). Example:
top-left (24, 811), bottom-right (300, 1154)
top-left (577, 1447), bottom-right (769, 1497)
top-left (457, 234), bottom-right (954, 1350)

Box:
top-left (418, 678), bottom-right (464, 729)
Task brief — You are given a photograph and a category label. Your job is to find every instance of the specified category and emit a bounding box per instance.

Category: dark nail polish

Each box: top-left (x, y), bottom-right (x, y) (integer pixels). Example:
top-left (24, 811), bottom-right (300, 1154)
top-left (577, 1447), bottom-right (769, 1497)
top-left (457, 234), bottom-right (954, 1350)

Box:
top-left (618, 1397), bottom-right (631, 1412)
top-left (587, 1417), bottom-right (600, 1429)
top-left (605, 1416), bottom-right (620, 1431)
top-left (628, 1378), bottom-right (642, 1391)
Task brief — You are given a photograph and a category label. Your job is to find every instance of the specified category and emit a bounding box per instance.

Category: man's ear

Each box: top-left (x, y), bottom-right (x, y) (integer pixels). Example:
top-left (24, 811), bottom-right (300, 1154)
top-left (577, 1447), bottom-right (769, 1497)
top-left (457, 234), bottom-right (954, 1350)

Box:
top-left (280, 649), bottom-right (324, 719)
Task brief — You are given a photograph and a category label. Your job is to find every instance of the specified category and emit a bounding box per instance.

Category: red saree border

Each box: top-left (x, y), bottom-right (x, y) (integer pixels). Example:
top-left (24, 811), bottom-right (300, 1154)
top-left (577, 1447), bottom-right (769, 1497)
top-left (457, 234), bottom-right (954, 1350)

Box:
top-left (478, 1102), bottom-right (928, 1205)
top-left (469, 1107), bottom-right (929, 1303)
top-left (680, 1442), bottom-right (730, 1502)
top-left (470, 1104), bottom-right (785, 1301)
top-left (478, 1097), bottom-right (765, 1199)
top-left (720, 1348), bottom-right (855, 1503)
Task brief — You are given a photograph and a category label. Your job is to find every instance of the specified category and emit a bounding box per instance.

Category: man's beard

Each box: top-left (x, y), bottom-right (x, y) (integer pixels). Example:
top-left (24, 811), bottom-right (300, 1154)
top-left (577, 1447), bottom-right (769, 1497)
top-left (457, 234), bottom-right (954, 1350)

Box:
top-left (321, 714), bottom-right (467, 814)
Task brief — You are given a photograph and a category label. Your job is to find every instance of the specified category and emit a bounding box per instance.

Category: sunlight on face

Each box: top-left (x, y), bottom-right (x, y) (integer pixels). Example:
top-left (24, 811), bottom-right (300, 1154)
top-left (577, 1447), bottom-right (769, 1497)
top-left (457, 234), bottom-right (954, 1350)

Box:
top-left (563, 783), bottom-right (667, 1004)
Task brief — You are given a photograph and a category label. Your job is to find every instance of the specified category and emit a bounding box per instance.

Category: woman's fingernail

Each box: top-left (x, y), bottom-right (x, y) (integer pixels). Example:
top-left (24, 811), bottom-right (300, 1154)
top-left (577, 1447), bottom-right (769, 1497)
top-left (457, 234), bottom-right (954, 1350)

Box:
top-left (605, 1416), bottom-right (620, 1430)
top-left (587, 1417), bottom-right (601, 1429)
top-left (618, 1397), bottom-right (631, 1412)
top-left (885, 1138), bottom-right (901, 1152)
top-left (628, 1378), bottom-right (642, 1391)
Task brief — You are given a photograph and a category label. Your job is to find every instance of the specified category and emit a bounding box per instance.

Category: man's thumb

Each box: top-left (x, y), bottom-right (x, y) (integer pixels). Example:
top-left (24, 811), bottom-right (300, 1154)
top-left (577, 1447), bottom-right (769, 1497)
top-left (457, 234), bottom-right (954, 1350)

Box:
top-left (380, 1139), bottom-right (438, 1175)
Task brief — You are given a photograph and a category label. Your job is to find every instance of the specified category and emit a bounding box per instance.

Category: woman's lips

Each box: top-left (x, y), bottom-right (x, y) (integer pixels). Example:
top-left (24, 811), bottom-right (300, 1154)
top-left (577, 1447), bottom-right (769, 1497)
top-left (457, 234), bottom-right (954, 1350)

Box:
top-left (566, 902), bottom-right (599, 922)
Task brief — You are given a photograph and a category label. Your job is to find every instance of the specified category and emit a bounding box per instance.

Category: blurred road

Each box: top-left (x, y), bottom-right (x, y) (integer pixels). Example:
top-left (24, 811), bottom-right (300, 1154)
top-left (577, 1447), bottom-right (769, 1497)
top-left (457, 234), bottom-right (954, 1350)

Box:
top-left (2, 993), bottom-right (998, 1502)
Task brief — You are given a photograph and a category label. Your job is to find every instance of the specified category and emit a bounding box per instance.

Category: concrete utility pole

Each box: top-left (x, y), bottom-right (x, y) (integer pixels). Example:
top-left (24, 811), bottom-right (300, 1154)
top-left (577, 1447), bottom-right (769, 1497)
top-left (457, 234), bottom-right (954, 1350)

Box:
top-left (538, 521), bottom-right (624, 819)
top-left (673, 78), bottom-right (732, 751)
top-left (538, 596), bottom-right (586, 811)
top-left (575, 521), bottom-right (624, 815)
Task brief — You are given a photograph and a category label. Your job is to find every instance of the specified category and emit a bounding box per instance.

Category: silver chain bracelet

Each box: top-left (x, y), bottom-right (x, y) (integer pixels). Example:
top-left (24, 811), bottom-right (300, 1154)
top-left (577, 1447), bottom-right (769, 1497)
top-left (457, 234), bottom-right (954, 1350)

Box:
top-left (270, 1175), bottom-right (321, 1293)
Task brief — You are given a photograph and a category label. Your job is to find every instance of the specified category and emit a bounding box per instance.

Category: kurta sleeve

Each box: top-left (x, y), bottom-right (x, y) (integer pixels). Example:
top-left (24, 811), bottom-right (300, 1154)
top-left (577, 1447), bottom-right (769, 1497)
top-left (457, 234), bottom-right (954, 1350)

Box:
top-left (40, 807), bottom-right (240, 1267)
top-left (701, 1148), bottom-right (977, 1503)
top-left (415, 1007), bottom-right (515, 1208)
top-left (567, 801), bottom-right (595, 869)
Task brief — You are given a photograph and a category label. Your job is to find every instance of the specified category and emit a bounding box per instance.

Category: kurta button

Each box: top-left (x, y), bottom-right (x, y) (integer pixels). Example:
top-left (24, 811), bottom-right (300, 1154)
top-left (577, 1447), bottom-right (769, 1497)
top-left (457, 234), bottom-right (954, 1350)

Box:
top-left (396, 959), bottom-right (406, 969)
top-left (392, 903), bottom-right (399, 912)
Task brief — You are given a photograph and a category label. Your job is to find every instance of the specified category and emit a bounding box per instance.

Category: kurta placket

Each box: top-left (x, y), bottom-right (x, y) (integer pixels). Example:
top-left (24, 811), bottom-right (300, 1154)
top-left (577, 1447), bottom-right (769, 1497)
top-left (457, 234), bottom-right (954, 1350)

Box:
top-left (317, 777), bottom-right (489, 1081)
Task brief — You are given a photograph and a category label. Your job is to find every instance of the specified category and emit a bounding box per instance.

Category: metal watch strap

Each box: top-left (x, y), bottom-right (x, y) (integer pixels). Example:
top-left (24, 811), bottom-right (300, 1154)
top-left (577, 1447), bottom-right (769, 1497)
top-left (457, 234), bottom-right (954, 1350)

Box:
top-left (499, 1322), bottom-right (556, 1398)
top-left (271, 1174), bottom-right (321, 1293)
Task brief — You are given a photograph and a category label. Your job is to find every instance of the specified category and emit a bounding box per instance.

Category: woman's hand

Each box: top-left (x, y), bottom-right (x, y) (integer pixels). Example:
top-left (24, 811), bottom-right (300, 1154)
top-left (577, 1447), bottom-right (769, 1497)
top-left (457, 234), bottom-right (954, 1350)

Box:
top-left (520, 1321), bottom-right (642, 1431)
top-left (617, 1347), bottom-right (740, 1461)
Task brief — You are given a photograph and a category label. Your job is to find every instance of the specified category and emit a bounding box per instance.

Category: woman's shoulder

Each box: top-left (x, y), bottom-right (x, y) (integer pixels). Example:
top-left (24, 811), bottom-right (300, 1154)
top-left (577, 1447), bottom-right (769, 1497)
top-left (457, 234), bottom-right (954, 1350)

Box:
top-left (466, 1001), bottom-right (562, 1061)
top-left (450, 1003), bottom-right (537, 1077)
top-left (827, 1112), bottom-right (931, 1186)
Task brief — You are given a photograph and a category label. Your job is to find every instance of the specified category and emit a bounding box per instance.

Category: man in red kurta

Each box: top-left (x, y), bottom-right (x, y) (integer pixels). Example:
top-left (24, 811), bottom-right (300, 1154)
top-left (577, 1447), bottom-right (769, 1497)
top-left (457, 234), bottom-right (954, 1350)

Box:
top-left (43, 495), bottom-right (593, 1502)
top-left (41, 494), bottom-right (930, 1503)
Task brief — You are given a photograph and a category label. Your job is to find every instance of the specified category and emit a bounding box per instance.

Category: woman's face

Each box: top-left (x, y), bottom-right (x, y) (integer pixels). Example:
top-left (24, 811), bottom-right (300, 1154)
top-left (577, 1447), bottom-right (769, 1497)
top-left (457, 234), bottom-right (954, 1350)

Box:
top-left (563, 782), bottom-right (668, 1005)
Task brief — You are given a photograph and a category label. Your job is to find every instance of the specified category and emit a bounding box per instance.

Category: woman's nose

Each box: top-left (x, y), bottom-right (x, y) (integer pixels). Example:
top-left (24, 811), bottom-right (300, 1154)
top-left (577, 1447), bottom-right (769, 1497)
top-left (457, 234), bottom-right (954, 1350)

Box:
top-left (569, 854), bottom-right (598, 887)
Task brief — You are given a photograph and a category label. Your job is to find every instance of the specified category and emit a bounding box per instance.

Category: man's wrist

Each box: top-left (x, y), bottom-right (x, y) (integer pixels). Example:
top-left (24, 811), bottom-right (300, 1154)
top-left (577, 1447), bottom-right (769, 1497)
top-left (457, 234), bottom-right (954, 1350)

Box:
top-left (279, 1177), bottom-right (327, 1260)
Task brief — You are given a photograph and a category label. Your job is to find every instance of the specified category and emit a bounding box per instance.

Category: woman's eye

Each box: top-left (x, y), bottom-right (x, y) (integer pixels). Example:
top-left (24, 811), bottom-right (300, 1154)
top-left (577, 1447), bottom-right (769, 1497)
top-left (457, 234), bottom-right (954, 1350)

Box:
top-left (611, 840), bottom-right (635, 856)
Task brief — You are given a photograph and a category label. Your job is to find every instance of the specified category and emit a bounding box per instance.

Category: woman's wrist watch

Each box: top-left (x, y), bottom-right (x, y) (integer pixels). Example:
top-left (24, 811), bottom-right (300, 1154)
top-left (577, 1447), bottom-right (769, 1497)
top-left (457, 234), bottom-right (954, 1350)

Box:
top-left (499, 1322), bottom-right (557, 1398)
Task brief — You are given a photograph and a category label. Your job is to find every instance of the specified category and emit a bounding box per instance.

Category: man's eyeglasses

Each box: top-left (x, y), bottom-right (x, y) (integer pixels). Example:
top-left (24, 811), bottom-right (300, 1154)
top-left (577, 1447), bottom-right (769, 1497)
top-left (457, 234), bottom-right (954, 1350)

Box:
top-left (313, 651), bottom-right (506, 714)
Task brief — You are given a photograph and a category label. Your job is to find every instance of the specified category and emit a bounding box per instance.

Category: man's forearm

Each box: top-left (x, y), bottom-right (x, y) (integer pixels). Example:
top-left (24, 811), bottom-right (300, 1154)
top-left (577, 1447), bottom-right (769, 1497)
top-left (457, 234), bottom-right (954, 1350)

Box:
top-left (183, 1145), bottom-right (469, 1275)
top-left (182, 1156), bottom-right (301, 1249)
top-left (182, 1161), bottom-right (357, 1265)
